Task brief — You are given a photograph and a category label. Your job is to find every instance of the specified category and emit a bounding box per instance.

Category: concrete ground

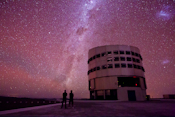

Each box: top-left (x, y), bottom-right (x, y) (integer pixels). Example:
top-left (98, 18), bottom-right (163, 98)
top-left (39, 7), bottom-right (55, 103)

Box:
top-left (0, 99), bottom-right (175, 116)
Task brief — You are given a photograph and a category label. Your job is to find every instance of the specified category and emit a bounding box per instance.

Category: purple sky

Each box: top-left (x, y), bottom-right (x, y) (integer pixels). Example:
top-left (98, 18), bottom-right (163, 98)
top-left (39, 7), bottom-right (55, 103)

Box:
top-left (0, 0), bottom-right (175, 98)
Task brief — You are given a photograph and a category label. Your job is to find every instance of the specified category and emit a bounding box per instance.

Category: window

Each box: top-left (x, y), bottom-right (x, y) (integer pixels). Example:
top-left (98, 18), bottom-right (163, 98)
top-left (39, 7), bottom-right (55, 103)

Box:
top-left (92, 55), bottom-right (96, 60)
top-left (114, 57), bottom-right (119, 61)
top-left (143, 78), bottom-right (147, 88)
top-left (133, 64), bottom-right (137, 68)
top-left (132, 58), bottom-right (136, 62)
top-left (107, 57), bottom-right (113, 62)
top-left (142, 67), bottom-right (145, 72)
top-left (135, 53), bottom-right (139, 57)
top-left (113, 51), bottom-right (118, 54)
top-left (121, 63), bottom-right (126, 68)
top-left (136, 59), bottom-right (140, 63)
top-left (107, 51), bottom-right (112, 55)
top-left (120, 57), bottom-right (125, 61)
top-left (101, 52), bottom-right (106, 57)
top-left (97, 66), bottom-right (100, 70)
top-left (126, 51), bottom-right (131, 55)
top-left (108, 64), bottom-right (113, 68)
top-left (96, 54), bottom-right (100, 58)
top-left (93, 67), bottom-right (96, 71)
top-left (102, 65), bottom-right (107, 69)
top-left (131, 51), bottom-right (135, 55)
top-left (127, 57), bottom-right (132, 61)
top-left (89, 57), bottom-right (92, 62)
top-left (128, 64), bottom-right (132, 68)
top-left (120, 51), bottom-right (124, 54)
top-left (137, 65), bottom-right (141, 69)
top-left (115, 64), bottom-right (120, 68)
top-left (88, 70), bottom-right (90, 75)
top-left (139, 54), bottom-right (143, 60)
top-left (118, 77), bottom-right (140, 87)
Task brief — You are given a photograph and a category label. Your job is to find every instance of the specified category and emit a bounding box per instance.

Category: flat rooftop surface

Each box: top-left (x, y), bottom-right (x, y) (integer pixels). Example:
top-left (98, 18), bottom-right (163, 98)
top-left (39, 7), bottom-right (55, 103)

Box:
top-left (1, 99), bottom-right (175, 116)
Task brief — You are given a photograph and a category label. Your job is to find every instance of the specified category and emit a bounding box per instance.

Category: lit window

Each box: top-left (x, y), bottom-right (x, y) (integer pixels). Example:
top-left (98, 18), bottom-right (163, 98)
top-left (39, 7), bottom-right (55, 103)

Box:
top-left (120, 57), bottom-right (125, 61)
top-left (114, 57), bottom-right (119, 61)
top-left (108, 64), bottom-right (113, 68)
top-left (102, 65), bottom-right (107, 69)
top-left (113, 51), bottom-right (118, 54)
top-left (128, 64), bottom-right (132, 68)
top-left (115, 64), bottom-right (120, 68)
top-left (120, 51), bottom-right (124, 54)
top-left (126, 51), bottom-right (131, 55)
top-left (121, 63), bottom-right (126, 68)
top-left (107, 57), bottom-right (113, 62)
top-left (101, 52), bottom-right (106, 57)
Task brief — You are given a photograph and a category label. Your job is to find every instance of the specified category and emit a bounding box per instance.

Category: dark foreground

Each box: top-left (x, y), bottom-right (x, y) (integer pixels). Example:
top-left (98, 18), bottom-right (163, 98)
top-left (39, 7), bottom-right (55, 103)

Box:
top-left (0, 96), bottom-right (59, 111)
top-left (1, 99), bottom-right (175, 116)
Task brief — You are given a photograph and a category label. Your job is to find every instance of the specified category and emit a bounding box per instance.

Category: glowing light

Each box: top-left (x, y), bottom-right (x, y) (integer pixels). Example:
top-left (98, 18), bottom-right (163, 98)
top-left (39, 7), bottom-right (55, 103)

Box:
top-left (135, 84), bottom-right (137, 86)
top-left (159, 11), bottom-right (169, 17)
top-left (162, 59), bottom-right (170, 65)
top-left (156, 5), bottom-right (174, 21)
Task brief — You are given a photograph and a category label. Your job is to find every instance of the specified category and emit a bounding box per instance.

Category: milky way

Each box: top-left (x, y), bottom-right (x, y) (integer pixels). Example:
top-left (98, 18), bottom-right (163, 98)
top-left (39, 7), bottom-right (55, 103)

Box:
top-left (0, 0), bottom-right (175, 98)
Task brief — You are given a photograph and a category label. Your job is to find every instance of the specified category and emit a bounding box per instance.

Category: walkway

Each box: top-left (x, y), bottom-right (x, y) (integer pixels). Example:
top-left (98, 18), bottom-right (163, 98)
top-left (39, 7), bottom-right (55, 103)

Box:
top-left (1, 99), bottom-right (175, 116)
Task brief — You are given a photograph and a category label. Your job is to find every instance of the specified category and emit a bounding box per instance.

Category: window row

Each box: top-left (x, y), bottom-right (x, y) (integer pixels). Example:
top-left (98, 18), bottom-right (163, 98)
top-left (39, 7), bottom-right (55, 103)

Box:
top-left (88, 63), bottom-right (145, 75)
top-left (88, 50), bottom-right (142, 64)
top-left (107, 57), bottom-right (140, 63)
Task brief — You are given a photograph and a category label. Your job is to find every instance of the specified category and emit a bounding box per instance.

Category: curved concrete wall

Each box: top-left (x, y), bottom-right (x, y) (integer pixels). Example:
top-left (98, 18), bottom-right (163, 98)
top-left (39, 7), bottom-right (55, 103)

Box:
top-left (88, 45), bottom-right (145, 79)
top-left (87, 45), bottom-right (147, 101)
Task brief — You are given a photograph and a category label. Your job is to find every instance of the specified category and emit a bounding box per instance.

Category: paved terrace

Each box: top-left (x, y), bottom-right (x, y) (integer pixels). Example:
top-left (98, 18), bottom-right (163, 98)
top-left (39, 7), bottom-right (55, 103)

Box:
top-left (0, 99), bottom-right (175, 116)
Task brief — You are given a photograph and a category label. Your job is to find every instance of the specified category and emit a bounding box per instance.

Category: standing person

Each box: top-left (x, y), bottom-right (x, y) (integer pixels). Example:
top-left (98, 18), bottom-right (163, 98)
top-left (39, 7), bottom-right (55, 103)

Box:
top-left (69, 90), bottom-right (74, 107)
top-left (61, 90), bottom-right (67, 108)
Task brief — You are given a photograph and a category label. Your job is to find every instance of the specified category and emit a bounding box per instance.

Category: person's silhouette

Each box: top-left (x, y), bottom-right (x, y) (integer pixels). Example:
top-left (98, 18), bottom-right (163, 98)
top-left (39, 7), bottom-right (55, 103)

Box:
top-left (61, 90), bottom-right (67, 108)
top-left (69, 90), bottom-right (74, 107)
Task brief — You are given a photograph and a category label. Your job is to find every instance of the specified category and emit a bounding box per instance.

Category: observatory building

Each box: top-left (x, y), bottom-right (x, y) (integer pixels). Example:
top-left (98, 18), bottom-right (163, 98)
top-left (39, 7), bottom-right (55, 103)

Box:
top-left (87, 45), bottom-right (147, 101)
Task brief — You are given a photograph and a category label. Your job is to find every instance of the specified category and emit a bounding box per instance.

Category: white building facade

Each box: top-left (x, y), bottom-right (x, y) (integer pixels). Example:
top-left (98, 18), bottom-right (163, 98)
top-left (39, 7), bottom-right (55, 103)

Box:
top-left (88, 45), bottom-right (147, 101)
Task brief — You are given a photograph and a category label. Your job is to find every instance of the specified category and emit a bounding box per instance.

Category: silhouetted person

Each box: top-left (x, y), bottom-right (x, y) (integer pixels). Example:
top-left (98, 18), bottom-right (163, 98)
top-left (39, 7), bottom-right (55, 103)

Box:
top-left (69, 90), bottom-right (74, 107)
top-left (61, 90), bottom-right (67, 108)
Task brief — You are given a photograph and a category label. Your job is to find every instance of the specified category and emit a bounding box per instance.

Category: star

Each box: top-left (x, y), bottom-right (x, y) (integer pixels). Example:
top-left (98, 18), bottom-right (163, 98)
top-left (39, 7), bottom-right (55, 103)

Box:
top-left (0, 0), bottom-right (174, 99)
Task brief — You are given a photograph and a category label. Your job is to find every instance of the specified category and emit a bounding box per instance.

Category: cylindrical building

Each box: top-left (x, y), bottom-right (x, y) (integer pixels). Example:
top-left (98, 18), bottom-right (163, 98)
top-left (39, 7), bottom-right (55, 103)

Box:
top-left (88, 45), bottom-right (147, 101)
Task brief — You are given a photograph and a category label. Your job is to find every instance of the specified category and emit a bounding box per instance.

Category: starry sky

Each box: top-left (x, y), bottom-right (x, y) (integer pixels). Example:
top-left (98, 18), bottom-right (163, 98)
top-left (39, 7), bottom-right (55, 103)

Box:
top-left (0, 0), bottom-right (175, 99)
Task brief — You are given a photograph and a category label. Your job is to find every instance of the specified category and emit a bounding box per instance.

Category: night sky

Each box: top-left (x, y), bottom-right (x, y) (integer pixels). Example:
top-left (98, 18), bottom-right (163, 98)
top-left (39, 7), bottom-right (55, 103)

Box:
top-left (0, 0), bottom-right (175, 99)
